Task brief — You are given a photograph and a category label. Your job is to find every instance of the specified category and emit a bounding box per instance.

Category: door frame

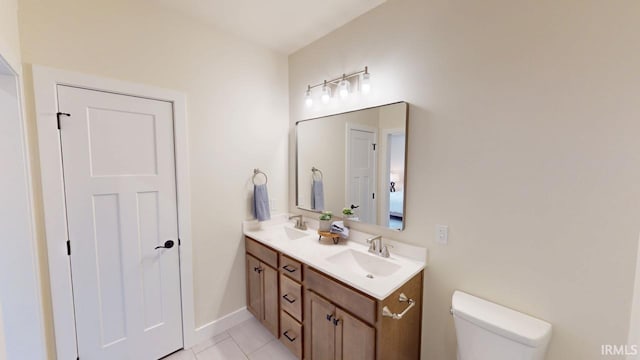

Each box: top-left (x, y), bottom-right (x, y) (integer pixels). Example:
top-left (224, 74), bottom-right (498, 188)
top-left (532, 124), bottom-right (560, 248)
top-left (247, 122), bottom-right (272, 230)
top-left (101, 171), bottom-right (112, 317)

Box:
top-left (379, 128), bottom-right (405, 228)
top-left (345, 122), bottom-right (378, 224)
top-left (0, 55), bottom-right (48, 359)
top-left (33, 65), bottom-right (195, 360)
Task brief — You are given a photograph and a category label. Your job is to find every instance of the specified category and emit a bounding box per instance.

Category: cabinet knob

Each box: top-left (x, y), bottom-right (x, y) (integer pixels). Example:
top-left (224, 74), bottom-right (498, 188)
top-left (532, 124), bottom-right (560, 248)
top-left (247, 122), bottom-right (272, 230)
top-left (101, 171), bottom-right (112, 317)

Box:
top-left (282, 294), bottom-right (296, 303)
top-left (326, 314), bottom-right (333, 322)
top-left (254, 266), bottom-right (263, 274)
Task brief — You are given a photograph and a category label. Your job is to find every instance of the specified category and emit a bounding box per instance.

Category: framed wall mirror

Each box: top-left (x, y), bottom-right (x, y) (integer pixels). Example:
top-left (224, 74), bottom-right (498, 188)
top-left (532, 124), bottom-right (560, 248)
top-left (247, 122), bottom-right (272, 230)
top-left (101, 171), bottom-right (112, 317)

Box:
top-left (296, 102), bottom-right (408, 231)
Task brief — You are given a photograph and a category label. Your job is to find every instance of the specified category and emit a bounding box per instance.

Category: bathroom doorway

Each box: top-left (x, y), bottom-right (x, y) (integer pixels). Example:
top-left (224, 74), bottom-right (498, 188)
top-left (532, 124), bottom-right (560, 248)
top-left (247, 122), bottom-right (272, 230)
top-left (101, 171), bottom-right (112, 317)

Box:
top-left (346, 124), bottom-right (377, 224)
top-left (33, 66), bottom-right (195, 360)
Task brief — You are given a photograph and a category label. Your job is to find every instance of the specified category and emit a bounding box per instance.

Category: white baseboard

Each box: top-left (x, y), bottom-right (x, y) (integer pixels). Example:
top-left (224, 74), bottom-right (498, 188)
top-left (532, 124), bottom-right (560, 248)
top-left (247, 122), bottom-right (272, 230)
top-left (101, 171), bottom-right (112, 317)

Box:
top-left (190, 307), bottom-right (253, 347)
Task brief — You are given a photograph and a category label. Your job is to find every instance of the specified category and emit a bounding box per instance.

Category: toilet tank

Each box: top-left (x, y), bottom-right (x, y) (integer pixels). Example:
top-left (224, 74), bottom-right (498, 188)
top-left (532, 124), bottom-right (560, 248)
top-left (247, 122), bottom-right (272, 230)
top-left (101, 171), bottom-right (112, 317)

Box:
top-left (452, 291), bottom-right (552, 360)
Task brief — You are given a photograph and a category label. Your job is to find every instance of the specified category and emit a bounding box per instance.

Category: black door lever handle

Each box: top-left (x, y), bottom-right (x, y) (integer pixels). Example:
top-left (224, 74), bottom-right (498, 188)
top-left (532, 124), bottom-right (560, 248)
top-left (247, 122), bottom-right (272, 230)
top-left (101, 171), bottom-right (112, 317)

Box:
top-left (155, 240), bottom-right (175, 250)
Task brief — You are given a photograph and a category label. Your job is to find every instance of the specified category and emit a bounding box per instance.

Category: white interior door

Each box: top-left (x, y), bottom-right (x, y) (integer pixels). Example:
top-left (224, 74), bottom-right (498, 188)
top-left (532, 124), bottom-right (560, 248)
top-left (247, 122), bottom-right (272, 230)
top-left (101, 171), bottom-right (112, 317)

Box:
top-left (347, 126), bottom-right (377, 224)
top-left (57, 85), bottom-right (183, 360)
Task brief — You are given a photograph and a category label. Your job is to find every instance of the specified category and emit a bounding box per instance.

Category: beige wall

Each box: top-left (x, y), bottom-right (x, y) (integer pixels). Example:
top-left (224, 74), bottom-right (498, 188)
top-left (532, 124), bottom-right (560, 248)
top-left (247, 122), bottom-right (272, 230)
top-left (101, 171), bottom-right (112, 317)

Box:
top-left (0, 0), bottom-right (20, 72)
top-left (289, 0), bottom-right (640, 359)
top-left (18, 0), bottom-right (289, 351)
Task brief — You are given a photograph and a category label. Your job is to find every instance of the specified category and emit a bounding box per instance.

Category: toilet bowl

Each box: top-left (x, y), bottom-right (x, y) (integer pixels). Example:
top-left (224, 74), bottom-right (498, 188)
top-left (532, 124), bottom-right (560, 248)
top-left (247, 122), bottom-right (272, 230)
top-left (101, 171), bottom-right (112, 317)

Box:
top-left (452, 291), bottom-right (552, 360)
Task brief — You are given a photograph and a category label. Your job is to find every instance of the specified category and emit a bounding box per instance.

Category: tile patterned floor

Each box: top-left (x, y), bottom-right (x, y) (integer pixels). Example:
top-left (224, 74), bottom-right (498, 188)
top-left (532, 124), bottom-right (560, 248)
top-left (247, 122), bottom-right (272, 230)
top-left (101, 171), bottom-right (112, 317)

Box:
top-left (163, 317), bottom-right (297, 360)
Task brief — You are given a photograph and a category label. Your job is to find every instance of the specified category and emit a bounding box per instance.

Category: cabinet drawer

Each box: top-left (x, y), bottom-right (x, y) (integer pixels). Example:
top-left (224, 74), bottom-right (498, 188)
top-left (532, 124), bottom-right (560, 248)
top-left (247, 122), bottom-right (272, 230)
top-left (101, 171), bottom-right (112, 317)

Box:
top-left (280, 311), bottom-right (302, 359)
top-left (280, 274), bottom-right (303, 321)
top-left (305, 267), bottom-right (376, 325)
top-left (245, 237), bottom-right (278, 269)
top-left (279, 254), bottom-right (303, 282)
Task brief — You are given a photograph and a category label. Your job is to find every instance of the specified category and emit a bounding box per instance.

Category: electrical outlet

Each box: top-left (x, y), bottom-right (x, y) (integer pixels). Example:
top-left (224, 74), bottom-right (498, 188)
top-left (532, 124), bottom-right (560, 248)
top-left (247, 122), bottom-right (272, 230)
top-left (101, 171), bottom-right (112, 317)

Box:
top-left (436, 224), bottom-right (448, 245)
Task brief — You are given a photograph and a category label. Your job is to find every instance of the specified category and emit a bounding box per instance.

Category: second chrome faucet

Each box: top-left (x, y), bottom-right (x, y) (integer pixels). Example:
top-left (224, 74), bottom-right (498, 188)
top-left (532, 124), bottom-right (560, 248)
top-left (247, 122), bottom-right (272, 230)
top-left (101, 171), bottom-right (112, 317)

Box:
top-left (367, 235), bottom-right (392, 258)
top-left (289, 215), bottom-right (307, 230)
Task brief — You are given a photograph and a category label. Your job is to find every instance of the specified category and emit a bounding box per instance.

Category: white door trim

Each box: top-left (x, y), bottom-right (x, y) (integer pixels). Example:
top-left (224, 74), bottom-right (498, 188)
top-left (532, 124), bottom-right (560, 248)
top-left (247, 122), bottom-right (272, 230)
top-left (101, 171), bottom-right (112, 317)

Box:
top-left (0, 55), bottom-right (48, 360)
top-left (379, 128), bottom-right (404, 227)
top-left (33, 65), bottom-right (195, 360)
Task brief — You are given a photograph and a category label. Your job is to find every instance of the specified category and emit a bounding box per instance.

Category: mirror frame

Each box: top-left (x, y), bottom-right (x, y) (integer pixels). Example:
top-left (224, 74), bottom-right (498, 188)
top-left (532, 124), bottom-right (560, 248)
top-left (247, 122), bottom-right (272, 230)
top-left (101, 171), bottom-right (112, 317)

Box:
top-left (295, 101), bottom-right (409, 231)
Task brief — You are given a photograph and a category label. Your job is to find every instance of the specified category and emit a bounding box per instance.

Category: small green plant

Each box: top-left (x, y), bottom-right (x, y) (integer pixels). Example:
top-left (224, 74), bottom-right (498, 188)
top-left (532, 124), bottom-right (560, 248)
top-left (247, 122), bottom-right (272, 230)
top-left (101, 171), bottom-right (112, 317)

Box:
top-left (342, 208), bottom-right (354, 216)
top-left (319, 211), bottom-right (333, 221)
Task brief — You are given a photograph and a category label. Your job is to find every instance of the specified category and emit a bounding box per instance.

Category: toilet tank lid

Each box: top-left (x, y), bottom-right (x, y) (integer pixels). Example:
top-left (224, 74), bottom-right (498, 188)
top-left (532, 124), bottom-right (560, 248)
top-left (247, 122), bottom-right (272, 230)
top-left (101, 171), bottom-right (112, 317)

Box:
top-left (452, 291), bottom-right (552, 348)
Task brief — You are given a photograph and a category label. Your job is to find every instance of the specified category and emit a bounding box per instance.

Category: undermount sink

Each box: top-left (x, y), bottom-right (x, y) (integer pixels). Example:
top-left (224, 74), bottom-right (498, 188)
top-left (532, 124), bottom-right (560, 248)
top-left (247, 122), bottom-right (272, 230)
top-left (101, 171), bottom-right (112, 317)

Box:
top-left (325, 249), bottom-right (401, 278)
top-left (260, 226), bottom-right (309, 241)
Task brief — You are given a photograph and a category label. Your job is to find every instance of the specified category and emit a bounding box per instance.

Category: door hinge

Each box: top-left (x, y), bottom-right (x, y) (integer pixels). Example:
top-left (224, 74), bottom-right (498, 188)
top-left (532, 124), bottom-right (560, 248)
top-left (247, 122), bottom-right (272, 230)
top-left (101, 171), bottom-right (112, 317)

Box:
top-left (372, 143), bottom-right (377, 151)
top-left (372, 193), bottom-right (375, 199)
top-left (178, 238), bottom-right (181, 246)
top-left (56, 112), bottom-right (71, 130)
top-left (66, 240), bottom-right (71, 256)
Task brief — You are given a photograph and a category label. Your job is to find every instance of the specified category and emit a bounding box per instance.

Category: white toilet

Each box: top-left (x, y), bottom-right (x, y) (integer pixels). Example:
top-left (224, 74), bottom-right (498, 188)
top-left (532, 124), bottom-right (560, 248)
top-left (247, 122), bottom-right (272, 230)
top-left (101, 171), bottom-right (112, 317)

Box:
top-left (452, 291), bottom-right (552, 360)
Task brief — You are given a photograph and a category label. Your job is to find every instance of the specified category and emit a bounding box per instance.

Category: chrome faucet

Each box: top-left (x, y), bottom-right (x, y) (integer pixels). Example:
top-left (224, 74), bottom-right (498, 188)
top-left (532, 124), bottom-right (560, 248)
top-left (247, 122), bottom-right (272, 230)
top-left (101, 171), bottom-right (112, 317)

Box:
top-left (367, 235), bottom-right (382, 254)
top-left (367, 235), bottom-right (392, 258)
top-left (289, 215), bottom-right (307, 230)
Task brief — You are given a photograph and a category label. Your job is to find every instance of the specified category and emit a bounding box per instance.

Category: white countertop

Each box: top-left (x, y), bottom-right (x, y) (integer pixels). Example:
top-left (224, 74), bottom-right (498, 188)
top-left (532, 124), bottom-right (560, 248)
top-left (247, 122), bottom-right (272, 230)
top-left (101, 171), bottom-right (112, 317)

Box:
top-left (243, 214), bottom-right (427, 300)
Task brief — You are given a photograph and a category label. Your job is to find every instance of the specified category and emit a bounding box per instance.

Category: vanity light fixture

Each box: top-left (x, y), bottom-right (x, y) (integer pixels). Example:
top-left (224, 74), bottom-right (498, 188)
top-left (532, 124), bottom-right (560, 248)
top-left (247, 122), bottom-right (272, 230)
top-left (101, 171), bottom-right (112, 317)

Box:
top-left (304, 66), bottom-right (371, 107)
top-left (361, 67), bottom-right (371, 94)
top-left (305, 85), bottom-right (313, 107)
top-left (338, 74), bottom-right (350, 99)
top-left (321, 80), bottom-right (331, 104)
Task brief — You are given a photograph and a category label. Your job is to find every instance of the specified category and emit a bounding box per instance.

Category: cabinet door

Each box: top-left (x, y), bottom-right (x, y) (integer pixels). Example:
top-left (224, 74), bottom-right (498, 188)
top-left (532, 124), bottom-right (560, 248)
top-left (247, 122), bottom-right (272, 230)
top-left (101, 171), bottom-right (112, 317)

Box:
top-left (262, 264), bottom-right (279, 337)
top-left (246, 254), bottom-right (263, 320)
top-left (335, 308), bottom-right (375, 360)
top-left (306, 291), bottom-right (336, 360)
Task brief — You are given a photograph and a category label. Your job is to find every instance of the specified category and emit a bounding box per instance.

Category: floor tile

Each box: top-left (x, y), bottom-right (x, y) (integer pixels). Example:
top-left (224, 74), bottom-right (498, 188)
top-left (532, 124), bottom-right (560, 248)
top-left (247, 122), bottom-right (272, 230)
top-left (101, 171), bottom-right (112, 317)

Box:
top-left (196, 338), bottom-right (247, 360)
top-left (248, 339), bottom-right (298, 360)
top-left (162, 348), bottom-right (196, 360)
top-left (192, 331), bottom-right (231, 354)
top-left (227, 317), bottom-right (275, 354)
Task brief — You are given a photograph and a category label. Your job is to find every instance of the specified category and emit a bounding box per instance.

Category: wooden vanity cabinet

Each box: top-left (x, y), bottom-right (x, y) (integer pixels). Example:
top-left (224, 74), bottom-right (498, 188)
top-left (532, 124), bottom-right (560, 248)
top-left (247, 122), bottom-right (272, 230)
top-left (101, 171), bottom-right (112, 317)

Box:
top-left (306, 290), bottom-right (375, 360)
top-left (304, 266), bottom-right (423, 360)
top-left (245, 238), bottom-right (279, 337)
top-left (279, 254), bottom-right (304, 358)
top-left (245, 236), bottom-right (423, 360)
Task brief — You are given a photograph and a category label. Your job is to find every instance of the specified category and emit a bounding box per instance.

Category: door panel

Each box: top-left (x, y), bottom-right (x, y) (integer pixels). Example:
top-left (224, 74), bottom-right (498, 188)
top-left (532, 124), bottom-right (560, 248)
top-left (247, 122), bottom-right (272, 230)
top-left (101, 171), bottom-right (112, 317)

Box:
top-left (58, 85), bottom-right (182, 360)
top-left (307, 291), bottom-right (336, 360)
top-left (263, 265), bottom-right (279, 336)
top-left (246, 255), bottom-right (263, 320)
top-left (137, 191), bottom-right (164, 330)
top-left (347, 128), bottom-right (376, 224)
top-left (92, 193), bottom-right (127, 346)
top-left (335, 308), bottom-right (375, 360)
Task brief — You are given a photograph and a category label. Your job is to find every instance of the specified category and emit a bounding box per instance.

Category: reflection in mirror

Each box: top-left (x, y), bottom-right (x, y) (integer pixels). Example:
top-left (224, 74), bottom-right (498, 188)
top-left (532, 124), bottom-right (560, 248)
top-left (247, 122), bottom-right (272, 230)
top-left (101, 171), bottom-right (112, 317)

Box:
top-left (296, 102), bottom-right (408, 230)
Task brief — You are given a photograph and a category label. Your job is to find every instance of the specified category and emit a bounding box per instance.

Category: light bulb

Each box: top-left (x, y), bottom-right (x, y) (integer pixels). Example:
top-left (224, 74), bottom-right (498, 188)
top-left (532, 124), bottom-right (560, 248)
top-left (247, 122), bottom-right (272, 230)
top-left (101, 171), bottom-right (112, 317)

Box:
top-left (338, 76), bottom-right (350, 99)
top-left (321, 83), bottom-right (331, 104)
top-left (305, 87), bottom-right (313, 107)
top-left (361, 71), bottom-right (371, 94)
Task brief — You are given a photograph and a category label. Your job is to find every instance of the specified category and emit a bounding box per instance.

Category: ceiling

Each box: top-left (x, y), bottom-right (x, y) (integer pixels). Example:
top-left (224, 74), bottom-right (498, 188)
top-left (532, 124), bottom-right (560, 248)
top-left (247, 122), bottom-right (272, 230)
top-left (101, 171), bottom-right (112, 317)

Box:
top-left (153, 0), bottom-right (386, 54)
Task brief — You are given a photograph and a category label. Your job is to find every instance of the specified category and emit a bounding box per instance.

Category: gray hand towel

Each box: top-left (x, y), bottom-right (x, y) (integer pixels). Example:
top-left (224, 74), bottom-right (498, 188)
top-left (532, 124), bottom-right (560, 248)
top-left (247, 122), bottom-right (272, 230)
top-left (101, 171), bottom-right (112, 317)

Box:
top-left (311, 179), bottom-right (325, 211)
top-left (253, 184), bottom-right (271, 222)
top-left (330, 221), bottom-right (349, 239)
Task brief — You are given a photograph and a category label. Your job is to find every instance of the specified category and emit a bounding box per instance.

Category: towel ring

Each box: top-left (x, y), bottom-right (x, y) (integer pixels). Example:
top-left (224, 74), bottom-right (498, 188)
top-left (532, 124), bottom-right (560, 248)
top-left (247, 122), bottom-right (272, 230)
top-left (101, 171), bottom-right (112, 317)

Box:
top-left (311, 167), bottom-right (323, 181)
top-left (253, 169), bottom-right (268, 185)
